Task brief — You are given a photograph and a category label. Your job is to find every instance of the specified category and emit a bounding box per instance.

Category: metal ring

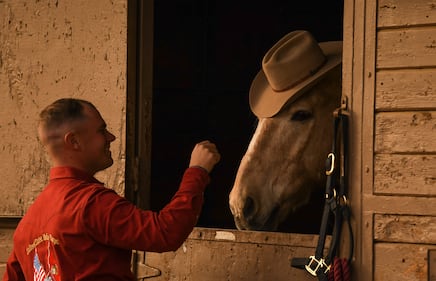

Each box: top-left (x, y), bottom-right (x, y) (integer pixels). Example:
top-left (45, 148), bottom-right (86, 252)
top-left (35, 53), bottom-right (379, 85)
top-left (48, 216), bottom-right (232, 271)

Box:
top-left (341, 195), bottom-right (348, 205)
top-left (326, 153), bottom-right (335, 175)
top-left (325, 189), bottom-right (337, 199)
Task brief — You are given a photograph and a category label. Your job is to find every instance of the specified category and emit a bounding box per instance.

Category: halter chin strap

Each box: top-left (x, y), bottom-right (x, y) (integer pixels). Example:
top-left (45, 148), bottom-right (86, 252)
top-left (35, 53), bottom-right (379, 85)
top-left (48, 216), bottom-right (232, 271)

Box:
top-left (291, 96), bottom-right (354, 281)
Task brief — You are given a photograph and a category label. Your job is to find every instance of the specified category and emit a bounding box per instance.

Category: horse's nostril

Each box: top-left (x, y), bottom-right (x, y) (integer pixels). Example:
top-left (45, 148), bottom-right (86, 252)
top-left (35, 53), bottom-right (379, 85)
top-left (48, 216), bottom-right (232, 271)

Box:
top-left (243, 196), bottom-right (255, 218)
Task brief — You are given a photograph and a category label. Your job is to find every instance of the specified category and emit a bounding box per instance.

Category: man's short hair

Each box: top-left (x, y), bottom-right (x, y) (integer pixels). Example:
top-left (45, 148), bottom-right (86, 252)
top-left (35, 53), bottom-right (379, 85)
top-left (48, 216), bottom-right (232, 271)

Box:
top-left (39, 98), bottom-right (95, 130)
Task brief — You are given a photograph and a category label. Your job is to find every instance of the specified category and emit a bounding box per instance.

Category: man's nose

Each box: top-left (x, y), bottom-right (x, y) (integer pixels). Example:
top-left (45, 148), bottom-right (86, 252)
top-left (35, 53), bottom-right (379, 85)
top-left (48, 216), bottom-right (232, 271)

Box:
top-left (107, 131), bottom-right (116, 142)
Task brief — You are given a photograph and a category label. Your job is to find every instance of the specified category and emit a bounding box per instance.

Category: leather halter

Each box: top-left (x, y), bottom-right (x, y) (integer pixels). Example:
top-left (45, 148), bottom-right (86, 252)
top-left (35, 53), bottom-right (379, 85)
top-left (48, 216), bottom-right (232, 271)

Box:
top-left (291, 97), bottom-right (354, 281)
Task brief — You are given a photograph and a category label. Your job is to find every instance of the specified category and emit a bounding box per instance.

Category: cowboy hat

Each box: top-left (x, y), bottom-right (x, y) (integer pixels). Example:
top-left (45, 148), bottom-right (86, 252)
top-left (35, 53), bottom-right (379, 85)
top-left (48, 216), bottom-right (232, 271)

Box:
top-left (249, 30), bottom-right (342, 118)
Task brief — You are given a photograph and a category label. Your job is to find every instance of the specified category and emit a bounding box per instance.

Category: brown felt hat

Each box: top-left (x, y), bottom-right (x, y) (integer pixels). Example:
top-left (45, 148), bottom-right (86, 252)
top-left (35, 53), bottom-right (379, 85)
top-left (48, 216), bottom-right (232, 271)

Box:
top-left (249, 30), bottom-right (342, 118)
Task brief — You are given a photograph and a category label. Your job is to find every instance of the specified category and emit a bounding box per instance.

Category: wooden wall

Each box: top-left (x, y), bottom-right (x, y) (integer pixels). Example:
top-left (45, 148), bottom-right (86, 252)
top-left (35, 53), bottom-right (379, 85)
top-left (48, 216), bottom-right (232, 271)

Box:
top-left (142, 228), bottom-right (325, 281)
top-left (352, 0), bottom-right (436, 279)
top-left (0, 0), bottom-right (127, 216)
top-left (0, 0), bottom-right (127, 276)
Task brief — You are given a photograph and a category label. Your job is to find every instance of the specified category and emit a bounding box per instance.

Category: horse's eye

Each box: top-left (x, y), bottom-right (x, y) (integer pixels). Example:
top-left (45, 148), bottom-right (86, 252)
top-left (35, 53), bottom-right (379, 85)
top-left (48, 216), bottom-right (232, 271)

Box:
top-left (291, 110), bottom-right (313, 121)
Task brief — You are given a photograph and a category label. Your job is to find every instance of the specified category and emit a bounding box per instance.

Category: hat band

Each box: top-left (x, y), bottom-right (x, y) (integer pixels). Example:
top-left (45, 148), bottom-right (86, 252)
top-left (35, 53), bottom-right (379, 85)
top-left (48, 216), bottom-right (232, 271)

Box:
top-left (270, 57), bottom-right (327, 92)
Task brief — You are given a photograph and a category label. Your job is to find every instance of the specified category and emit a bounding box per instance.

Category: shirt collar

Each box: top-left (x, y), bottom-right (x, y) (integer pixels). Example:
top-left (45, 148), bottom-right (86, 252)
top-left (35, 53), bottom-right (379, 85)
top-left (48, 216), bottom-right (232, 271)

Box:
top-left (49, 166), bottom-right (103, 185)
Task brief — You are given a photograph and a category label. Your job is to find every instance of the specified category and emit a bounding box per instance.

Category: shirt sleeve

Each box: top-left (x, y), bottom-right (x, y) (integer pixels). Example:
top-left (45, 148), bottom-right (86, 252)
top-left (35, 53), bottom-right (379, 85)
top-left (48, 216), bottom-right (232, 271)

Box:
top-left (83, 167), bottom-right (210, 252)
top-left (3, 250), bottom-right (25, 281)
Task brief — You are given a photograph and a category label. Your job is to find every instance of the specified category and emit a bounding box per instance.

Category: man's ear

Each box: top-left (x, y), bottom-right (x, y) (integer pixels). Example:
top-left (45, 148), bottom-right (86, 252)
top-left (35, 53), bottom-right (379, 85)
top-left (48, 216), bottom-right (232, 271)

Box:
top-left (64, 132), bottom-right (80, 150)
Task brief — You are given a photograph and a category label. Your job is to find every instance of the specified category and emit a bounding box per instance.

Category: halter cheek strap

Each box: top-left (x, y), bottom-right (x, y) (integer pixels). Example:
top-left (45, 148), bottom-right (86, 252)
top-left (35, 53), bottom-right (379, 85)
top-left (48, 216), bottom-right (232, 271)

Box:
top-left (291, 97), bottom-right (354, 281)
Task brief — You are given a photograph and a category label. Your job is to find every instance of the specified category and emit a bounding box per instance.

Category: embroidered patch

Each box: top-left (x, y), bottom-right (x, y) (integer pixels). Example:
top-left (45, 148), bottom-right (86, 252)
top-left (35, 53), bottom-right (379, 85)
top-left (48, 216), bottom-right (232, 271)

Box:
top-left (29, 234), bottom-right (61, 281)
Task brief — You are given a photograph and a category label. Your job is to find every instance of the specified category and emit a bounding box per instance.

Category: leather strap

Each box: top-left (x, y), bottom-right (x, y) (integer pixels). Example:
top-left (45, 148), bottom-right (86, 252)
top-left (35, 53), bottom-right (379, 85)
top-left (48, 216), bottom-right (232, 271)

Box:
top-left (290, 99), bottom-right (353, 280)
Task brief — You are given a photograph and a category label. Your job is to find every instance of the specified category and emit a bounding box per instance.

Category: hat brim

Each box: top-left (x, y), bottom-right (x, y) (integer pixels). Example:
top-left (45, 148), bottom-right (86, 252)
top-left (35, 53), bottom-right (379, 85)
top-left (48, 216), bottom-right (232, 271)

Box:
top-left (249, 41), bottom-right (342, 118)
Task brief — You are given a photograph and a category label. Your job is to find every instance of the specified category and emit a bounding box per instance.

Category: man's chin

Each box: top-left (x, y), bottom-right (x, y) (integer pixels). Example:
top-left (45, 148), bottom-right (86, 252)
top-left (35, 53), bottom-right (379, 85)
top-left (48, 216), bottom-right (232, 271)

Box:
top-left (105, 158), bottom-right (114, 168)
top-left (99, 158), bottom-right (114, 171)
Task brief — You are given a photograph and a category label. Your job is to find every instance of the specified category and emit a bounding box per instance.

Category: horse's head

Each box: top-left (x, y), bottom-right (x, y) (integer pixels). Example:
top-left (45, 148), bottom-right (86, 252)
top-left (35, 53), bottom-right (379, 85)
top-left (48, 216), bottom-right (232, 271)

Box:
top-left (229, 67), bottom-right (342, 231)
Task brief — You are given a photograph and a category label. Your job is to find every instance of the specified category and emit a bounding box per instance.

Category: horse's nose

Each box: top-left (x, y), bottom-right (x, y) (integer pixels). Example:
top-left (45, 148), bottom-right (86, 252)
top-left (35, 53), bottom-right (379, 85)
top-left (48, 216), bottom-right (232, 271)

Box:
top-left (243, 196), bottom-right (256, 219)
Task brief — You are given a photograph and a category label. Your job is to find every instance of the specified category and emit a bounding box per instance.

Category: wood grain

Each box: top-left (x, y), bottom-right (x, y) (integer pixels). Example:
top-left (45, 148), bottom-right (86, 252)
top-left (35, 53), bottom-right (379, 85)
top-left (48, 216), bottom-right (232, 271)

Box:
top-left (375, 111), bottom-right (436, 153)
top-left (377, 28), bottom-right (436, 69)
top-left (374, 154), bottom-right (436, 195)
top-left (376, 69), bottom-right (436, 110)
top-left (374, 214), bottom-right (436, 244)
top-left (378, 0), bottom-right (436, 28)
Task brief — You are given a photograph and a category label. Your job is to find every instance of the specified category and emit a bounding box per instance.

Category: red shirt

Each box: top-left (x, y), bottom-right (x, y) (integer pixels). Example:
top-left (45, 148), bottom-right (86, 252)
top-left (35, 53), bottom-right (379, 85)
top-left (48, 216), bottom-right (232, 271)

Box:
top-left (3, 166), bottom-right (210, 281)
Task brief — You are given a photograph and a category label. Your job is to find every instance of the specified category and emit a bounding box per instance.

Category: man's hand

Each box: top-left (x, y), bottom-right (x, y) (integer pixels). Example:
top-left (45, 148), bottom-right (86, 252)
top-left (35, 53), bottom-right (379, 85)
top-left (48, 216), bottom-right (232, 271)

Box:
top-left (189, 140), bottom-right (221, 173)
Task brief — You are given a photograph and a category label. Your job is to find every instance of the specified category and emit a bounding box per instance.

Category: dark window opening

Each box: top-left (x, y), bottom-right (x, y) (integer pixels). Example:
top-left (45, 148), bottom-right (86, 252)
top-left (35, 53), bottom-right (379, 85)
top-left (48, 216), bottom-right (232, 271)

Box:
top-left (150, 0), bottom-right (344, 231)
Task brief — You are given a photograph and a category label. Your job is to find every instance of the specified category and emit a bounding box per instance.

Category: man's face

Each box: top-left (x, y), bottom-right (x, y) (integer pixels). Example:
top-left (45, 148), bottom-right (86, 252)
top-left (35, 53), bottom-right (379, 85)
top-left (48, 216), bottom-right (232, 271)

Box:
top-left (75, 104), bottom-right (116, 175)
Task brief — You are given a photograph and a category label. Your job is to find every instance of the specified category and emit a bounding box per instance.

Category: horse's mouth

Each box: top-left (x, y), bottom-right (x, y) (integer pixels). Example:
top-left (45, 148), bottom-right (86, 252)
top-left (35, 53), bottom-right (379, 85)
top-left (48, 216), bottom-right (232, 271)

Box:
top-left (234, 204), bottom-right (281, 231)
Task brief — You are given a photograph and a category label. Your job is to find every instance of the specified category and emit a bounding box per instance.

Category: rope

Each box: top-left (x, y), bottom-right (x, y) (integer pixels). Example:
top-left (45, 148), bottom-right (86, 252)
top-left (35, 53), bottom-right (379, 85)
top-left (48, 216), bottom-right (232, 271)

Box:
top-left (328, 258), bottom-right (351, 281)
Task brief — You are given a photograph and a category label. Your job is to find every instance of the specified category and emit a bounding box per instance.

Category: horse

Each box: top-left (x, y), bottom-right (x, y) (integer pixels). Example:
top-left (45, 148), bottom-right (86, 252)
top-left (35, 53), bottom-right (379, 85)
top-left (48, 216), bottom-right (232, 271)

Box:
top-left (229, 66), bottom-right (342, 233)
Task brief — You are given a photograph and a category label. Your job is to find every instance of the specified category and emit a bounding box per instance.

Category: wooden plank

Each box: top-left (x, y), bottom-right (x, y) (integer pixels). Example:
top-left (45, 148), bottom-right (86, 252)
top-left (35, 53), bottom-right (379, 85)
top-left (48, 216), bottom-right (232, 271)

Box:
top-left (0, 244), bottom-right (13, 263)
top-left (360, 0), bottom-right (379, 279)
top-left (374, 154), bottom-right (436, 195)
top-left (185, 227), bottom-right (325, 247)
top-left (374, 214), bottom-right (436, 244)
top-left (0, 216), bottom-right (21, 229)
top-left (377, 28), bottom-right (436, 69)
top-left (145, 228), bottom-right (325, 281)
top-left (0, 265), bottom-right (6, 280)
top-left (376, 69), bottom-right (436, 110)
top-left (364, 195), bottom-right (436, 216)
top-left (0, 217), bottom-right (20, 265)
top-left (375, 111), bottom-right (436, 153)
top-left (430, 250), bottom-right (436, 281)
top-left (375, 243), bottom-right (436, 281)
top-left (342, 0), bottom-right (368, 277)
top-left (378, 0), bottom-right (436, 28)
top-left (0, 228), bottom-right (15, 262)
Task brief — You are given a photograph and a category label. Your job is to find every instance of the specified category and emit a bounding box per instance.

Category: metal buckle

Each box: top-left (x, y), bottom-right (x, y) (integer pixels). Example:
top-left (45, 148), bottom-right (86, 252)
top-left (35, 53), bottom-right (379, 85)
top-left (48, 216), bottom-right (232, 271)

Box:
top-left (305, 256), bottom-right (330, 276)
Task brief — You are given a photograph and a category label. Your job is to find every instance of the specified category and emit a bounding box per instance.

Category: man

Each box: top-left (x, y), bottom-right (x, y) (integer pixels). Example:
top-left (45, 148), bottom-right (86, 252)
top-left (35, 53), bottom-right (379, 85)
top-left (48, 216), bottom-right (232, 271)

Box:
top-left (3, 98), bottom-right (221, 280)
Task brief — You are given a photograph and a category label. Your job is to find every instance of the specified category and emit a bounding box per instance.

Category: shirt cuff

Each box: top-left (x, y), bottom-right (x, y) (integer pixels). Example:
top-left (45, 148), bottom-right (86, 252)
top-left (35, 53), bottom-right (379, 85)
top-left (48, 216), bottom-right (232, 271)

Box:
top-left (189, 165), bottom-right (209, 174)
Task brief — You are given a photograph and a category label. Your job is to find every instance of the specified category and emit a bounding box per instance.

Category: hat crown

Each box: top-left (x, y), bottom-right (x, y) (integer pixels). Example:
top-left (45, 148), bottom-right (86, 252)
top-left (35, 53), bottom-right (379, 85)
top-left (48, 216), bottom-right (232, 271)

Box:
top-left (262, 30), bottom-right (326, 91)
top-left (249, 30), bottom-right (342, 118)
